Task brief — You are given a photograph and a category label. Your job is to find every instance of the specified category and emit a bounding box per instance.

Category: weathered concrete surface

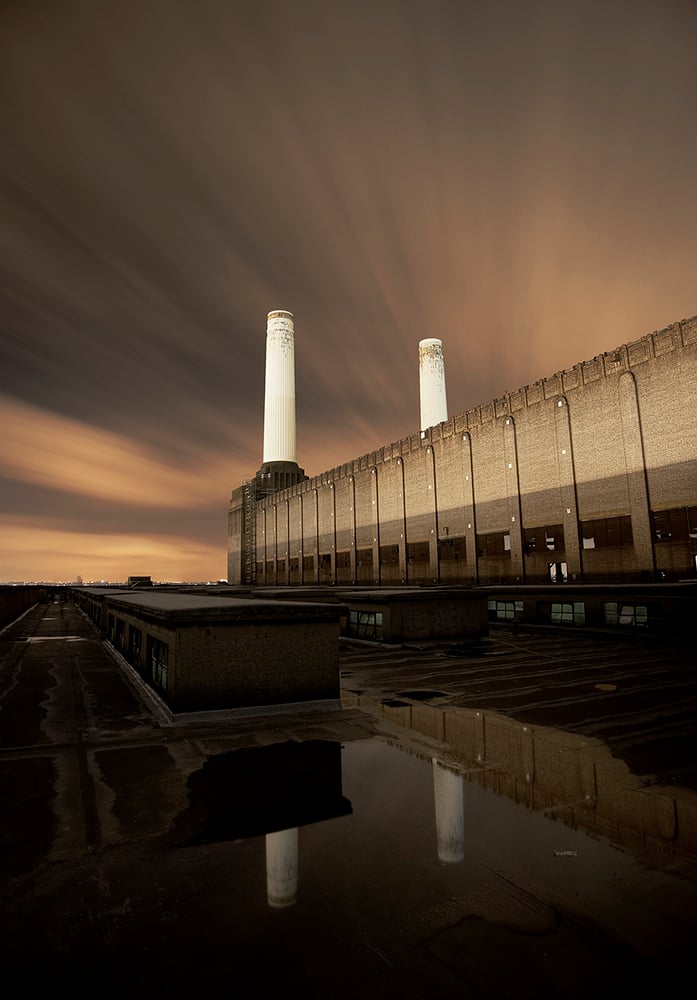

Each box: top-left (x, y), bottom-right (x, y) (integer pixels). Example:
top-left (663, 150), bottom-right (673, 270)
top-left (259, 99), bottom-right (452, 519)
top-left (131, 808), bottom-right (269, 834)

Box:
top-left (340, 626), bottom-right (697, 787)
top-left (1, 600), bottom-right (697, 996)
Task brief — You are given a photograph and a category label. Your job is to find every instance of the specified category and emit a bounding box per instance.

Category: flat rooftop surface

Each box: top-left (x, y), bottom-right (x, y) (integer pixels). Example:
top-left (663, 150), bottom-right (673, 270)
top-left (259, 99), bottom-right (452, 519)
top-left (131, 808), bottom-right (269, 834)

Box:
top-left (98, 591), bottom-right (343, 617)
top-left (1, 599), bottom-right (696, 996)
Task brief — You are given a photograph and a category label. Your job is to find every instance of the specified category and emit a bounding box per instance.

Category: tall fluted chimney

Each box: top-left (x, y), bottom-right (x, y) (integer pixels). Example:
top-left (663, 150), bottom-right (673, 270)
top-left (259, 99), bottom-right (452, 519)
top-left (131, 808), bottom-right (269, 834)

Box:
top-left (255, 309), bottom-right (307, 499)
top-left (263, 310), bottom-right (297, 464)
top-left (419, 338), bottom-right (448, 431)
top-left (228, 309), bottom-right (308, 584)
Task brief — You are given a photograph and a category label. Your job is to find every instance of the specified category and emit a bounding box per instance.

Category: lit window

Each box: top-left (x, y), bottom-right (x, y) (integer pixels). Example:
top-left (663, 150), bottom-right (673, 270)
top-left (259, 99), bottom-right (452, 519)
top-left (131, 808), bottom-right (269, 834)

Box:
top-left (603, 602), bottom-right (648, 628)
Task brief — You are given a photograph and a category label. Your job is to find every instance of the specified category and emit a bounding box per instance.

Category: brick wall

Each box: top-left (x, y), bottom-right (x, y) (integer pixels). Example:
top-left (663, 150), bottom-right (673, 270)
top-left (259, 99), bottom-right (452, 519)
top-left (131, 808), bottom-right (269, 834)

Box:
top-left (231, 315), bottom-right (697, 584)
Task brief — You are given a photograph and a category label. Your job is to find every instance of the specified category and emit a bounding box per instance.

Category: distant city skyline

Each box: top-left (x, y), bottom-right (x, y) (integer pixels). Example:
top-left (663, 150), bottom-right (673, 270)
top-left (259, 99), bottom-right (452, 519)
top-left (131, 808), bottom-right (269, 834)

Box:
top-left (2, 0), bottom-right (696, 582)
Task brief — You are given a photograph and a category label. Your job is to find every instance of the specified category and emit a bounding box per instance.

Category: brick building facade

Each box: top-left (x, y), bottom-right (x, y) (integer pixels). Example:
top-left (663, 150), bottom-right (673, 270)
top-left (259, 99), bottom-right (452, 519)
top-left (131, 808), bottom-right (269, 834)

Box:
top-left (228, 315), bottom-right (697, 585)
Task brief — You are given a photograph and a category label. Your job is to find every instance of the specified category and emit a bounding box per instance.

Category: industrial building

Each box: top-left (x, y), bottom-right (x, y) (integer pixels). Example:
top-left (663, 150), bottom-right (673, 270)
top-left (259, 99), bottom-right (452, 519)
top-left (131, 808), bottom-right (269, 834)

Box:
top-left (71, 587), bottom-right (342, 714)
top-left (228, 312), bottom-right (697, 587)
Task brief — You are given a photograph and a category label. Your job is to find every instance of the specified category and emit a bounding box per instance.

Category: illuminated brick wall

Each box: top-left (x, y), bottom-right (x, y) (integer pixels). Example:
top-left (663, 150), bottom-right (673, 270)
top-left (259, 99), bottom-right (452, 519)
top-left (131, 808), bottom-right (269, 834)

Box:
top-left (229, 315), bottom-right (697, 585)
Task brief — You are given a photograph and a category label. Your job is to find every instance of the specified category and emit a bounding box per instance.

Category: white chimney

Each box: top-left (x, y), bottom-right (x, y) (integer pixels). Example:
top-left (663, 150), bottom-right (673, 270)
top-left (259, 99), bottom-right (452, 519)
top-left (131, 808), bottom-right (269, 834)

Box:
top-left (432, 759), bottom-right (464, 863)
top-left (419, 338), bottom-right (448, 431)
top-left (265, 827), bottom-right (298, 908)
top-left (262, 310), bottom-right (297, 464)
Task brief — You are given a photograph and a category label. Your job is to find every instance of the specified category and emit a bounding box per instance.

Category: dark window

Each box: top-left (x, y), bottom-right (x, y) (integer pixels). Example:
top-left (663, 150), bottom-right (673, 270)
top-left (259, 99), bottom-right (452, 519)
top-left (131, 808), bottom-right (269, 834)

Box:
top-left (336, 551), bottom-right (351, 569)
top-left (303, 555), bottom-right (314, 572)
top-left (437, 536), bottom-right (466, 561)
top-left (689, 507), bottom-right (697, 540)
top-left (477, 532), bottom-right (511, 558)
top-left (581, 515), bottom-right (633, 549)
top-left (114, 618), bottom-right (125, 650)
top-left (379, 544), bottom-right (400, 566)
top-left (652, 507), bottom-right (691, 543)
top-left (147, 637), bottom-right (169, 692)
top-left (524, 524), bottom-right (564, 554)
top-left (407, 540), bottom-right (430, 563)
top-left (128, 626), bottom-right (141, 666)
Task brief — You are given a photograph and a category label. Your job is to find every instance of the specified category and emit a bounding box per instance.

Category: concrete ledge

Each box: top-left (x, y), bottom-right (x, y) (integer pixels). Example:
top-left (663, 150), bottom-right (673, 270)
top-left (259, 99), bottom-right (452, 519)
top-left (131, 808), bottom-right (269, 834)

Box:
top-left (171, 699), bottom-right (344, 726)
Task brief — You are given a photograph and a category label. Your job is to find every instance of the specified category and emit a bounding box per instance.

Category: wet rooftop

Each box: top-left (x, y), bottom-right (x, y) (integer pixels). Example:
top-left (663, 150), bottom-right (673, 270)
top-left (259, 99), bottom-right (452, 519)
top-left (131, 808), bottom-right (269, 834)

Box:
top-left (1, 599), bottom-right (696, 996)
top-left (90, 589), bottom-right (343, 618)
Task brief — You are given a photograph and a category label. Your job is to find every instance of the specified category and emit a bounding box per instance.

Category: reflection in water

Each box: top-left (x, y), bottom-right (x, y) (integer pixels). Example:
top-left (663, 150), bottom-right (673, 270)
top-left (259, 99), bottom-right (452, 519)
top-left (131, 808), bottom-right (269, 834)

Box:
top-left (266, 827), bottom-right (299, 908)
top-left (166, 739), bottom-right (352, 846)
top-left (154, 710), bottom-right (697, 947)
top-left (14, 728), bottom-right (697, 993)
top-left (432, 759), bottom-right (464, 863)
top-left (367, 696), bottom-right (697, 866)
top-left (162, 739), bottom-right (352, 907)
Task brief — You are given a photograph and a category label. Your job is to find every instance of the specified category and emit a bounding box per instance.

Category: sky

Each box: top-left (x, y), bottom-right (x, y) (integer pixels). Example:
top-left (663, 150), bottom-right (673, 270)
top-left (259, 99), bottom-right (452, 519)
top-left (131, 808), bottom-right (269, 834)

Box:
top-left (1, 0), bottom-right (696, 583)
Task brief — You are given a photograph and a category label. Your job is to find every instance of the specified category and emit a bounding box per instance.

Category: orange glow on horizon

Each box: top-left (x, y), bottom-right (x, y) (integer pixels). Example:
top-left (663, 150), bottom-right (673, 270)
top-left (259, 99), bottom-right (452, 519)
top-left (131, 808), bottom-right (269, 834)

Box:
top-left (0, 518), bottom-right (226, 584)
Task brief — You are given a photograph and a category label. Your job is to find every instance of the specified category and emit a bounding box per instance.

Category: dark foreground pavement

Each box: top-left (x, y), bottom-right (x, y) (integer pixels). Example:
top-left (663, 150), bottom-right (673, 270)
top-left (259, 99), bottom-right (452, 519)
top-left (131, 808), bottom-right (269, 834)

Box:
top-left (1, 599), bottom-right (696, 997)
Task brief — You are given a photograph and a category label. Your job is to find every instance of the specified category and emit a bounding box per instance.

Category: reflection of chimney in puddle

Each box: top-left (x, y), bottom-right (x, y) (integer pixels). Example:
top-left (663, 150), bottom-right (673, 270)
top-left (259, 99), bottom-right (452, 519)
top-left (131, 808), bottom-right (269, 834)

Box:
top-left (266, 827), bottom-right (299, 908)
top-left (432, 759), bottom-right (464, 863)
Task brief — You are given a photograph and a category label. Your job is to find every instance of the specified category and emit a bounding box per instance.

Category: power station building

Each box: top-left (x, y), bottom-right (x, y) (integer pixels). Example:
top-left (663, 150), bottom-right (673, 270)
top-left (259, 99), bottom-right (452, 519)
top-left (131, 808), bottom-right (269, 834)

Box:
top-left (228, 312), bottom-right (697, 587)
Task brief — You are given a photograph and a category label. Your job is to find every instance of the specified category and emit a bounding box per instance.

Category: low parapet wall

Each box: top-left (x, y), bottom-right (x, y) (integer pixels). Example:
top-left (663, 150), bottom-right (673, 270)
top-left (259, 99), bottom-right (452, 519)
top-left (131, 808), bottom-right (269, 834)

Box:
top-left (0, 585), bottom-right (49, 631)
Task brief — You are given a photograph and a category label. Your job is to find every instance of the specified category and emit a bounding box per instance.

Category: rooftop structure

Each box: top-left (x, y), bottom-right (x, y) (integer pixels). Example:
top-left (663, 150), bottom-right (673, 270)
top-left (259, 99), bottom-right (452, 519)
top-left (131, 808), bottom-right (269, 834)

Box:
top-left (73, 588), bottom-right (342, 713)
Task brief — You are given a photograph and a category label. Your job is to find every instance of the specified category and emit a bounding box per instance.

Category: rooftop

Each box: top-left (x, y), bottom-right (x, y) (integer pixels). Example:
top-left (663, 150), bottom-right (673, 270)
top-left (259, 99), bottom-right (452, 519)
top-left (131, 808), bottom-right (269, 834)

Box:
top-left (1, 596), bottom-right (696, 994)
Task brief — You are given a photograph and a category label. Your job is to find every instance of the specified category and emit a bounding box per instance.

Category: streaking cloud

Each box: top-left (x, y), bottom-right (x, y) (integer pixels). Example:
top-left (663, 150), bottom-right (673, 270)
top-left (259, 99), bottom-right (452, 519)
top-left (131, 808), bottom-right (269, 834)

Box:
top-left (1, 395), bottom-right (230, 508)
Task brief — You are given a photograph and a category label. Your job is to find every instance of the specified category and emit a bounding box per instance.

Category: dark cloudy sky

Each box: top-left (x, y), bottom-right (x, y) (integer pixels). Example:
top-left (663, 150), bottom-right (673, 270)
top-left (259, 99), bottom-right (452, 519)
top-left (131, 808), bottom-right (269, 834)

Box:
top-left (1, 0), bottom-right (695, 582)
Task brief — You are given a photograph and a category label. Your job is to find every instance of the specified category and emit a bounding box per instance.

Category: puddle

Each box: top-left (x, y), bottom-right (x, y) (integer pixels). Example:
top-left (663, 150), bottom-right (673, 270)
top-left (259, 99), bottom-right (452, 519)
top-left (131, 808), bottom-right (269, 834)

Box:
top-left (154, 736), bottom-right (697, 990)
top-left (7, 731), bottom-right (697, 992)
top-left (164, 740), bottom-right (352, 848)
top-left (154, 732), bottom-right (697, 925)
